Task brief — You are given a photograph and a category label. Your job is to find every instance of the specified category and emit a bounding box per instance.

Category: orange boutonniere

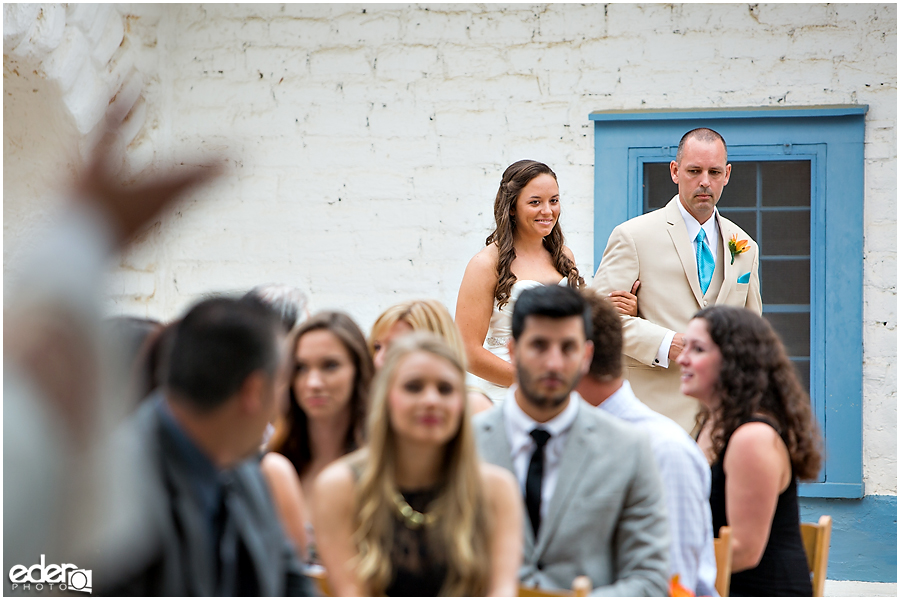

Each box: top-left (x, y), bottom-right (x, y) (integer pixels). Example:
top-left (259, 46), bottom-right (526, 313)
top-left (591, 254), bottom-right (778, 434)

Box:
top-left (728, 234), bottom-right (750, 265)
top-left (669, 574), bottom-right (695, 597)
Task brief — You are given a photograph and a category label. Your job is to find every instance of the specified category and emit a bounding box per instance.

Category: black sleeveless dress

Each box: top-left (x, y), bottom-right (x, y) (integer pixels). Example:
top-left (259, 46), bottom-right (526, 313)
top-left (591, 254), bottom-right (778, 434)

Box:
top-left (710, 416), bottom-right (812, 597)
top-left (385, 488), bottom-right (448, 597)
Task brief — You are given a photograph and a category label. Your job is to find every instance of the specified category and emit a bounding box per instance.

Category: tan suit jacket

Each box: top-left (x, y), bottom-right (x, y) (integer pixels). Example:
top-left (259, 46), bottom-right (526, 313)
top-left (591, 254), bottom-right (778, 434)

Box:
top-left (592, 196), bottom-right (762, 431)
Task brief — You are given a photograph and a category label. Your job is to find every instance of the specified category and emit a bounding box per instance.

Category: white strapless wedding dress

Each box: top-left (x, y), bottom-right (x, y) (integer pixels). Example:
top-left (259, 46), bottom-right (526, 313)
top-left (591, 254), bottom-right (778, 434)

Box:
top-left (467, 278), bottom-right (566, 404)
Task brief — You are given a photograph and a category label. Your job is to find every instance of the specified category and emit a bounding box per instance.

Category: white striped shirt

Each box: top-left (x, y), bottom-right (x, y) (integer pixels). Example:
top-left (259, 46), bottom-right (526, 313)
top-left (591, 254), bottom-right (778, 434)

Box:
top-left (598, 380), bottom-right (718, 597)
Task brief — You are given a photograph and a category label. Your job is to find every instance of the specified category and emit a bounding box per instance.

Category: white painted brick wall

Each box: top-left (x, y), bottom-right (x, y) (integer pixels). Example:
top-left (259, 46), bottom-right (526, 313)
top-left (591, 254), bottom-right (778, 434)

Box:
top-left (3, 2), bottom-right (158, 268)
top-left (5, 3), bottom-right (896, 493)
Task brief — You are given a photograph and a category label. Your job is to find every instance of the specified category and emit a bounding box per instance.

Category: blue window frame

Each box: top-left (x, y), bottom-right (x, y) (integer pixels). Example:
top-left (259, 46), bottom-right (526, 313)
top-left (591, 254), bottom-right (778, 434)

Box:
top-left (589, 106), bottom-right (867, 498)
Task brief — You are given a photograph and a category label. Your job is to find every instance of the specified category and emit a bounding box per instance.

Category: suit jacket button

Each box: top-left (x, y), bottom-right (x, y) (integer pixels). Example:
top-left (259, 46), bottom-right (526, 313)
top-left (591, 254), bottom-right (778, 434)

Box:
top-left (537, 562), bottom-right (545, 570)
top-left (703, 300), bottom-right (708, 306)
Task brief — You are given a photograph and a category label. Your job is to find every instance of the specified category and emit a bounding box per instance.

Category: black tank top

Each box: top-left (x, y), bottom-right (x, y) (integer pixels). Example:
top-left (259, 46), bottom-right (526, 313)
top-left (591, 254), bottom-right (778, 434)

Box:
top-left (385, 487), bottom-right (448, 597)
top-left (710, 416), bottom-right (812, 597)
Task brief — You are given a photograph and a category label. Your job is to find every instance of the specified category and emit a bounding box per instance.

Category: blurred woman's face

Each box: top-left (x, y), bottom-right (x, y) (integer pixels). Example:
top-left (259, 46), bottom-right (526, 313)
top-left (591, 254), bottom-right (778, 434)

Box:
top-left (293, 329), bottom-right (356, 420)
top-left (676, 318), bottom-right (723, 408)
top-left (388, 351), bottom-right (465, 447)
top-left (372, 320), bottom-right (414, 370)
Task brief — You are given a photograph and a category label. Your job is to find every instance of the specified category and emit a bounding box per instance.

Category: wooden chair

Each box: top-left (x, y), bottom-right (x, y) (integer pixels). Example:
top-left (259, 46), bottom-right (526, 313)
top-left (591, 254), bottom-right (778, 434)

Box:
top-left (801, 515), bottom-right (833, 596)
top-left (518, 575), bottom-right (592, 597)
top-left (713, 525), bottom-right (733, 597)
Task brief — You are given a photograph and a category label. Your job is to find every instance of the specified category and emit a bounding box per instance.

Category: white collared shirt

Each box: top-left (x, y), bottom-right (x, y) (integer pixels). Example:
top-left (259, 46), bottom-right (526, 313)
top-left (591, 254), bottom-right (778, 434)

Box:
top-left (503, 385), bottom-right (580, 525)
top-left (677, 196), bottom-right (720, 267)
top-left (654, 198), bottom-right (722, 368)
top-left (597, 380), bottom-right (719, 596)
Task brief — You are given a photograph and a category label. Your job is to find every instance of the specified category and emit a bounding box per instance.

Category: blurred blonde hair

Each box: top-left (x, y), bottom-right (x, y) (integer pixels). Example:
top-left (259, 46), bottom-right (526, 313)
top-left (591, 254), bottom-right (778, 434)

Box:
top-left (351, 332), bottom-right (490, 595)
top-left (369, 299), bottom-right (467, 369)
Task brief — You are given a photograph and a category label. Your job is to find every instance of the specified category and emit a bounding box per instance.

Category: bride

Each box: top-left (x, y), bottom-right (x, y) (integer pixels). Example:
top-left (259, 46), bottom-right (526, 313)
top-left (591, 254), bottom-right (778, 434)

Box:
top-left (455, 160), bottom-right (584, 403)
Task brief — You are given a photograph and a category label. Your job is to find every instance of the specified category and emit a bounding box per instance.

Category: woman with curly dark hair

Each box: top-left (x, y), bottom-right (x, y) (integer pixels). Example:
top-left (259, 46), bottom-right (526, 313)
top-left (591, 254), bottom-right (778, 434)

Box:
top-left (261, 311), bottom-right (374, 563)
top-left (455, 160), bottom-right (584, 403)
top-left (677, 306), bottom-right (822, 596)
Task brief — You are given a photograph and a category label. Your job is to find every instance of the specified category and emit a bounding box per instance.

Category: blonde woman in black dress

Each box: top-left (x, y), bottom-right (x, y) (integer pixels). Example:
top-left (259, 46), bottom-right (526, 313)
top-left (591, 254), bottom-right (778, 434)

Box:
top-left (313, 333), bottom-right (522, 596)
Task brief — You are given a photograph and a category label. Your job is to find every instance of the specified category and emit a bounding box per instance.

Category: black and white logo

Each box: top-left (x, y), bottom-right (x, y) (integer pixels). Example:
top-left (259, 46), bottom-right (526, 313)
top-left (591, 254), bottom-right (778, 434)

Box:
top-left (8, 555), bottom-right (92, 594)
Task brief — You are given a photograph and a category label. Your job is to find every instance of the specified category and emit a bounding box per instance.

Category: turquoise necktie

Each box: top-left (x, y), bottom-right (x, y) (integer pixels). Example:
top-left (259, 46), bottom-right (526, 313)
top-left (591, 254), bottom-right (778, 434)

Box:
top-left (696, 228), bottom-right (715, 295)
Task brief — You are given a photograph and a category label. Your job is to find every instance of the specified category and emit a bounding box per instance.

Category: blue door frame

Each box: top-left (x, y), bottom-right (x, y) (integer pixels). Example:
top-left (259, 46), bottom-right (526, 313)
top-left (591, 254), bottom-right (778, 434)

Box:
top-left (589, 105), bottom-right (867, 499)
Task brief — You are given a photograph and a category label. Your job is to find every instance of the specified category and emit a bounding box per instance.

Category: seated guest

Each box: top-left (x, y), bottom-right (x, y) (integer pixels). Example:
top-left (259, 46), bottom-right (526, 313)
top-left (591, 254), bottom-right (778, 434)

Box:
top-left (245, 283), bottom-right (311, 449)
top-left (369, 299), bottom-right (493, 414)
top-left (261, 311), bottom-right (374, 563)
top-left (678, 306), bottom-right (822, 596)
top-left (245, 283), bottom-right (311, 332)
top-left (313, 332), bottom-right (522, 596)
top-left (473, 284), bottom-right (669, 596)
top-left (576, 289), bottom-right (717, 596)
top-left (101, 296), bottom-right (315, 595)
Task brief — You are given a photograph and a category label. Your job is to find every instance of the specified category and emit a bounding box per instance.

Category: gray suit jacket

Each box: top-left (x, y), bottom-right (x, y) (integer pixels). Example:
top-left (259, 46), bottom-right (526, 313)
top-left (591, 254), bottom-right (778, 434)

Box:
top-left (474, 397), bottom-right (669, 596)
top-left (99, 396), bottom-right (315, 596)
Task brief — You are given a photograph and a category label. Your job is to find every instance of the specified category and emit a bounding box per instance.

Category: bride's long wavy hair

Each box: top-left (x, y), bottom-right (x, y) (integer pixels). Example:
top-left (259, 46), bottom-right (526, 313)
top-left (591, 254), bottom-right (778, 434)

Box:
top-left (486, 160), bottom-right (583, 309)
top-left (351, 333), bottom-right (490, 595)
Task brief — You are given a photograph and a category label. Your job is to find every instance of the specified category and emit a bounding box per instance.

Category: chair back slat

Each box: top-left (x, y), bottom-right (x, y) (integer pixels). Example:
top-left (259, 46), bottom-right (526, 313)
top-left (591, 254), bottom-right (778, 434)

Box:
top-left (714, 525), bottom-right (733, 597)
top-left (306, 569), bottom-right (331, 596)
top-left (801, 515), bottom-right (832, 597)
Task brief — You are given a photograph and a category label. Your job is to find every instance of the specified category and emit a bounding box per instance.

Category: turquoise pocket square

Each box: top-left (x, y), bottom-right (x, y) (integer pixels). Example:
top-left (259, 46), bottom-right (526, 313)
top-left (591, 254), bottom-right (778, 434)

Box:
top-left (737, 272), bottom-right (751, 284)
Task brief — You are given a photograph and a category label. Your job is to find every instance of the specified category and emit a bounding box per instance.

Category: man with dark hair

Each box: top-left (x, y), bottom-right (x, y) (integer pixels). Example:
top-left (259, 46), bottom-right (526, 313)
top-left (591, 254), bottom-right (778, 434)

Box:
top-left (593, 127), bottom-right (762, 432)
top-left (577, 289), bottom-right (717, 596)
top-left (474, 285), bottom-right (669, 596)
top-left (102, 296), bottom-right (315, 596)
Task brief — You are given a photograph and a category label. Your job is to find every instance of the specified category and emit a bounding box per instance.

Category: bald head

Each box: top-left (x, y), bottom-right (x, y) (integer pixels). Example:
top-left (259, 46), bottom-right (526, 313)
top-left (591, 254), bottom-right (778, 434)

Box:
top-left (676, 128), bottom-right (727, 164)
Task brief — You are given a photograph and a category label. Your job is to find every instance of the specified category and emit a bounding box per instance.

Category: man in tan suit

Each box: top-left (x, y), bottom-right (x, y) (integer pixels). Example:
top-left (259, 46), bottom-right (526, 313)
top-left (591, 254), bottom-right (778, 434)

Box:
top-left (592, 128), bottom-right (762, 432)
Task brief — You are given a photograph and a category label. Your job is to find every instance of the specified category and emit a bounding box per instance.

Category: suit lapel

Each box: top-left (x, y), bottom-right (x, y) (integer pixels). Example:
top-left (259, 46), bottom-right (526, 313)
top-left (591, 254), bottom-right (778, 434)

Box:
top-left (163, 457), bottom-right (215, 596)
top-left (665, 197), bottom-right (704, 306)
top-left (715, 215), bottom-right (736, 303)
top-left (228, 481), bottom-right (274, 596)
top-left (476, 407), bottom-right (535, 552)
top-left (533, 400), bottom-right (593, 558)
top-left (478, 406), bottom-right (516, 473)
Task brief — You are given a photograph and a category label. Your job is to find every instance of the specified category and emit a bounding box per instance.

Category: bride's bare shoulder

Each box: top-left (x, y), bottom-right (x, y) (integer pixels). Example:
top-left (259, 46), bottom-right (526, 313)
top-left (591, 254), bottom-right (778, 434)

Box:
top-left (465, 243), bottom-right (500, 276)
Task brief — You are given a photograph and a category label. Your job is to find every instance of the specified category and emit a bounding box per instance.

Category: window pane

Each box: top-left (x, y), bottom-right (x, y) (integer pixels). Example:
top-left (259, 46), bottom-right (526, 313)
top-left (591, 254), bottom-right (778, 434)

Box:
top-left (791, 359), bottom-right (810, 394)
top-left (761, 259), bottom-right (810, 305)
top-left (762, 210), bottom-right (810, 256)
top-left (722, 161), bottom-right (757, 207)
top-left (717, 209), bottom-right (757, 240)
top-left (764, 312), bottom-right (811, 357)
top-left (643, 162), bottom-right (676, 211)
top-left (761, 161), bottom-right (811, 207)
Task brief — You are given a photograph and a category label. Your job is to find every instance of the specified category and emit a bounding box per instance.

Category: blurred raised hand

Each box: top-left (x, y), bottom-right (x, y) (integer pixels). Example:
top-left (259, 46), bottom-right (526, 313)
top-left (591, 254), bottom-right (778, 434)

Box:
top-left (76, 121), bottom-right (225, 246)
top-left (3, 115), bottom-right (228, 582)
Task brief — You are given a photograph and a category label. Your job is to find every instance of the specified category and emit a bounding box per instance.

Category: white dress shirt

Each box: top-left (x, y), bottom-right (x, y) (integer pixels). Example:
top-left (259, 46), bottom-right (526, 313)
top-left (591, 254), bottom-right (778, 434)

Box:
top-left (653, 198), bottom-right (722, 368)
top-left (677, 197), bottom-right (720, 262)
top-left (598, 380), bottom-right (718, 596)
top-left (503, 386), bottom-right (580, 525)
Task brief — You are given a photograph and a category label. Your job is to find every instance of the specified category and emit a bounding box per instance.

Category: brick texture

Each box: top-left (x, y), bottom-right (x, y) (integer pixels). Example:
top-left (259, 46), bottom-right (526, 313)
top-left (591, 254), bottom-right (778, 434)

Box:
top-left (4, 3), bottom-right (897, 493)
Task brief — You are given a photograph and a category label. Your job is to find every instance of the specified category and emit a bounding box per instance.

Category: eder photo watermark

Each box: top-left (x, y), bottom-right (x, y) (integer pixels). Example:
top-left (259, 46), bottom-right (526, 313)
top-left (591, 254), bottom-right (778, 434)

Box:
top-left (8, 555), bottom-right (91, 594)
